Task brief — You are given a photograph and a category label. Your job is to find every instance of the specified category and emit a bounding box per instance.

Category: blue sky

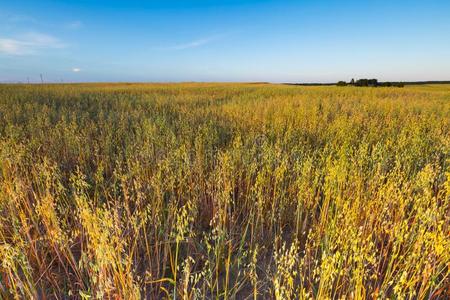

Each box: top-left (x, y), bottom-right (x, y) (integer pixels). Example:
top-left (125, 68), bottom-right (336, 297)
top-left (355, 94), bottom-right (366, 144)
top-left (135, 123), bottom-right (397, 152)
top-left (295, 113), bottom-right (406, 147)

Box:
top-left (1, 0), bottom-right (450, 83)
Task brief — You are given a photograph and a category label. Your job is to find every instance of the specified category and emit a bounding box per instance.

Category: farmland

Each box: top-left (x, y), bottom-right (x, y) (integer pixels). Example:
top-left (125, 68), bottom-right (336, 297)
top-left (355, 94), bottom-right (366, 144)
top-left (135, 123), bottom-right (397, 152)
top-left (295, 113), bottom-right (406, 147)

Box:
top-left (0, 83), bottom-right (449, 299)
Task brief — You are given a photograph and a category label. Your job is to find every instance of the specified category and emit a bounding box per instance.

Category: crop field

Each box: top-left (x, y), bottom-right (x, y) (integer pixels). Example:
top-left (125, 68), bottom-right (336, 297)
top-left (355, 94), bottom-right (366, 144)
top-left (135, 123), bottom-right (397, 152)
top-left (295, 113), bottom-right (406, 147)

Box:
top-left (0, 83), bottom-right (449, 299)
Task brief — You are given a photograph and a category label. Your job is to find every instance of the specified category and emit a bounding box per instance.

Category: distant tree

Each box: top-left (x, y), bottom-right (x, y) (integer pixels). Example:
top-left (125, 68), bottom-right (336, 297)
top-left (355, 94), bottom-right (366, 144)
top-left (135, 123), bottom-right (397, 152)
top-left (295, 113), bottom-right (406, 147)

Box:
top-left (350, 78), bottom-right (403, 88)
top-left (368, 79), bottom-right (378, 87)
top-left (355, 79), bottom-right (368, 87)
top-left (353, 79), bottom-right (379, 87)
top-left (337, 81), bottom-right (347, 86)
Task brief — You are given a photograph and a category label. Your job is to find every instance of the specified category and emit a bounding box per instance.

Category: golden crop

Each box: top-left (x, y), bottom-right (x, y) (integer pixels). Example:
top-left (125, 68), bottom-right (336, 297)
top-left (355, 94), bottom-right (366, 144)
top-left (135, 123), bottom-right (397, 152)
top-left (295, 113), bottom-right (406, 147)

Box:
top-left (0, 83), bottom-right (448, 299)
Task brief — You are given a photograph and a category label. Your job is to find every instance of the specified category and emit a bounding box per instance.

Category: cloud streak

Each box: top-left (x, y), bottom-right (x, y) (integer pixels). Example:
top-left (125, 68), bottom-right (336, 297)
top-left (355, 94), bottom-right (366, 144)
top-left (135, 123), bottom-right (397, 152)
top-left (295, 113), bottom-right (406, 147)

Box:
top-left (0, 13), bottom-right (37, 24)
top-left (0, 32), bottom-right (66, 55)
top-left (67, 21), bottom-right (83, 29)
top-left (168, 38), bottom-right (212, 50)
top-left (160, 35), bottom-right (226, 51)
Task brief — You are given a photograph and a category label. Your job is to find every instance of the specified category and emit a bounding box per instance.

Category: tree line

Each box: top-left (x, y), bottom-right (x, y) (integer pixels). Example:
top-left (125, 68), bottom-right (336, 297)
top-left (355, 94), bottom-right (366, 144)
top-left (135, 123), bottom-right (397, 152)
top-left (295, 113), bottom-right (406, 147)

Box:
top-left (337, 79), bottom-right (404, 87)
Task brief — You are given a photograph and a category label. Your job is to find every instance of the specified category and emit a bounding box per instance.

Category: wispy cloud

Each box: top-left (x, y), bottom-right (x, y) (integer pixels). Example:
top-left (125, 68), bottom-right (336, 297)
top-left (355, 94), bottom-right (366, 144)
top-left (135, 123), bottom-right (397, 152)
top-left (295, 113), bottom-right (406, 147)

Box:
top-left (0, 32), bottom-right (66, 55)
top-left (66, 21), bottom-right (83, 29)
top-left (0, 12), bottom-right (37, 24)
top-left (168, 38), bottom-right (212, 50)
top-left (72, 68), bottom-right (81, 72)
top-left (160, 35), bottom-right (225, 51)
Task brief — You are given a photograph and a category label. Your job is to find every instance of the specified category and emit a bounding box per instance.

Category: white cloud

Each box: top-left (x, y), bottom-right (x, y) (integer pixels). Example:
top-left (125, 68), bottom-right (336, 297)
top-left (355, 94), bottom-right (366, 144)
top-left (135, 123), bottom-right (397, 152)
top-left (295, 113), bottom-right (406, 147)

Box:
top-left (0, 13), bottom-right (37, 24)
top-left (160, 34), bottom-right (226, 51)
top-left (0, 32), bottom-right (66, 55)
top-left (0, 39), bottom-right (22, 55)
top-left (72, 68), bottom-right (81, 72)
top-left (168, 38), bottom-right (212, 50)
top-left (67, 21), bottom-right (83, 29)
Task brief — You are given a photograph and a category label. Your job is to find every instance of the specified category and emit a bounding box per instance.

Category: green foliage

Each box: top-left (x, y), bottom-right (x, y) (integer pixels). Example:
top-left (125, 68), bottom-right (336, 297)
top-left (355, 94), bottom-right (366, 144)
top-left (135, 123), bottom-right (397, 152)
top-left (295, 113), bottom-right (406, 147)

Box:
top-left (345, 78), bottom-right (405, 88)
top-left (354, 78), bottom-right (378, 87)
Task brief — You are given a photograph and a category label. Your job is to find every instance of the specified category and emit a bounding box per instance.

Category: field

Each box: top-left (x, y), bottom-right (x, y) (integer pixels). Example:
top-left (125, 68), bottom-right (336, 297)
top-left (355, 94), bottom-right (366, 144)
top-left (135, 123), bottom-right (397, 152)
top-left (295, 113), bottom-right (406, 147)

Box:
top-left (0, 83), bottom-right (449, 299)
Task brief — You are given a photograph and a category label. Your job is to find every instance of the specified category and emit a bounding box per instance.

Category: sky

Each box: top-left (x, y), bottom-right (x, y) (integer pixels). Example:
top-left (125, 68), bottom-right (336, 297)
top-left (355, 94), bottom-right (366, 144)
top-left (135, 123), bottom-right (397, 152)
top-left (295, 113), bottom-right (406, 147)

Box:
top-left (1, 0), bottom-right (450, 83)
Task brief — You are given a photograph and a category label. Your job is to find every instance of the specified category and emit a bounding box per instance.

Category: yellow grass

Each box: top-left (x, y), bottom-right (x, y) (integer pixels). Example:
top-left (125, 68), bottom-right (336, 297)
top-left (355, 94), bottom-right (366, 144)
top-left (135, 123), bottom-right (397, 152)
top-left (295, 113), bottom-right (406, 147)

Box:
top-left (0, 83), bottom-right (449, 299)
